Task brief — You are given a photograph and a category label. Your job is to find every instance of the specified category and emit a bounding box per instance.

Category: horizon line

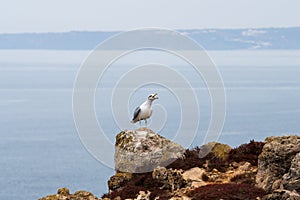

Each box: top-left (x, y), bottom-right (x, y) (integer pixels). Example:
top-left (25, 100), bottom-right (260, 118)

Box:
top-left (1, 26), bottom-right (300, 35)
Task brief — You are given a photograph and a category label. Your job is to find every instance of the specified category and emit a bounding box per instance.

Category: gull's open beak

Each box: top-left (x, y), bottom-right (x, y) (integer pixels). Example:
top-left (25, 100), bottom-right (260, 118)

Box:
top-left (154, 93), bottom-right (158, 99)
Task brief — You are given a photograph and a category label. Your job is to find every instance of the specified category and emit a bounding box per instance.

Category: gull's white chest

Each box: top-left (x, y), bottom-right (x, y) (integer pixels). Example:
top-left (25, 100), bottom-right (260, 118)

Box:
top-left (139, 103), bottom-right (152, 119)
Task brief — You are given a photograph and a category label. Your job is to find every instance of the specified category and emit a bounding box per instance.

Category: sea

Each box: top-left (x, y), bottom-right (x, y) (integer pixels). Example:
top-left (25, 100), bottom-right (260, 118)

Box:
top-left (0, 50), bottom-right (300, 199)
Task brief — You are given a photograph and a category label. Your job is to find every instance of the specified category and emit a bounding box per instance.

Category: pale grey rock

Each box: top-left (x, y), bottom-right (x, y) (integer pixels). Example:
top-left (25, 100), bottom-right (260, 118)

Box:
top-left (256, 135), bottom-right (300, 193)
top-left (114, 128), bottom-right (185, 173)
top-left (282, 152), bottom-right (300, 192)
top-left (182, 167), bottom-right (206, 182)
top-left (182, 167), bottom-right (206, 188)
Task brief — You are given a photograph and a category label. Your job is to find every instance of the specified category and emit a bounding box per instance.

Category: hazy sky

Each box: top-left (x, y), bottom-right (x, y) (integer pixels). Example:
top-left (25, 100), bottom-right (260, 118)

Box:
top-left (1, 0), bottom-right (299, 33)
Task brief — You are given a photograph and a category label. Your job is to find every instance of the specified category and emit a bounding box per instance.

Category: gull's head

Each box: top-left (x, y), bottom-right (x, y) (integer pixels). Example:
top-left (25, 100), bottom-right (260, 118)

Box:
top-left (148, 93), bottom-right (158, 101)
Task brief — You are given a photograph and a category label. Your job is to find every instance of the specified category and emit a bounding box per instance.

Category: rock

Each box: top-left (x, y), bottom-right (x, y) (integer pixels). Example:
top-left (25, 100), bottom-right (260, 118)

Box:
top-left (57, 187), bottom-right (70, 196)
top-left (169, 196), bottom-right (191, 200)
top-left (39, 195), bottom-right (57, 200)
top-left (135, 191), bottom-right (151, 200)
top-left (39, 187), bottom-right (99, 200)
top-left (190, 161), bottom-right (257, 186)
top-left (256, 135), bottom-right (300, 193)
top-left (108, 172), bottom-right (132, 190)
top-left (262, 189), bottom-right (300, 200)
top-left (73, 190), bottom-right (97, 199)
top-left (182, 167), bottom-right (206, 188)
top-left (179, 161), bottom-right (257, 188)
top-left (203, 168), bottom-right (227, 183)
top-left (152, 166), bottom-right (187, 191)
top-left (198, 142), bottom-right (232, 172)
top-left (182, 167), bottom-right (205, 181)
top-left (40, 137), bottom-right (300, 200)
top-left (230, 161), bottom-right (240, 169)
top-left (198, 142), bottom-right (232, 160)
top-left (229, 162), bottom-right (258, 185)
top-left (238, 161), bottom-right (252, 171)
top-left (114, 128), bottom-right (185, 173)
top-left (282, 152), bottom-right (300, 192)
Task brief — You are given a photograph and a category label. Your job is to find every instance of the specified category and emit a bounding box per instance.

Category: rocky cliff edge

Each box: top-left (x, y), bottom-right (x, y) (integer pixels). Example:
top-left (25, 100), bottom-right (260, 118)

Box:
top-left (40, 129), bottom-right (300, 200)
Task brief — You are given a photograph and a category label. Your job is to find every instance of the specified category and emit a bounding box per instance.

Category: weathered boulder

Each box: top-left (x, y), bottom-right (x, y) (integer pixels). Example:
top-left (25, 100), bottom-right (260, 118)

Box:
top-left (152, 166), bottom-right (187, 191)
top-left (114, 128), bottom-right (185, 173)
top-left (282, 152), bottom-right (300, 192)
top-left (256, 135), bottom-right (300, 194)
top-left (182, 167), bottom-right (207, 188)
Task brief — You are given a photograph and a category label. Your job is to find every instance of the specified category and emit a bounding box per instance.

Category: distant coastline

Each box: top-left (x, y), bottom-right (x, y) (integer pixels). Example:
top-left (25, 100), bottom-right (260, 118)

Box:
top-left (1, 27), bottom-right (300, 50)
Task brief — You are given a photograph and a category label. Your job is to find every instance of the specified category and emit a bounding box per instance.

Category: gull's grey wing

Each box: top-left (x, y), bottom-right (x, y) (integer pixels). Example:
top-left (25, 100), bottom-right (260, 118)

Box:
top-left (132, 106), bottom-right (141, 121)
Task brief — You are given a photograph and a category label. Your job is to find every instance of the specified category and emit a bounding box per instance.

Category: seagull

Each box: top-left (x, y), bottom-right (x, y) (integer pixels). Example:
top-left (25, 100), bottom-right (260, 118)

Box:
top-left (131, 93), bottom-right (158, 127)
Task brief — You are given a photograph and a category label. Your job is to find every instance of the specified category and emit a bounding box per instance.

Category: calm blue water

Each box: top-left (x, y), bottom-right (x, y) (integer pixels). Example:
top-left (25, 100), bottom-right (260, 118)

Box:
top-left (0, 50), bottom-right (300, 199)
